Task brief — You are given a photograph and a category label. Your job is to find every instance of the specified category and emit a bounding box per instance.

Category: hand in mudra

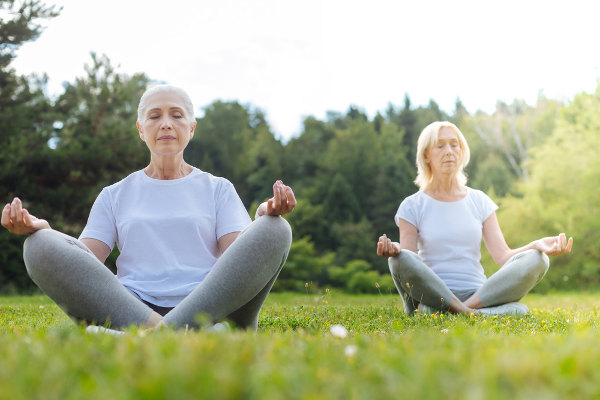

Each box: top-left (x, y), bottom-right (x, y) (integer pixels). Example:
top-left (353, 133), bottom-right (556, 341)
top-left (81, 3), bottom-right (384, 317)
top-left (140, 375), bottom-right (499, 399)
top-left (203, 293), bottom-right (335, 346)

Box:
top-left (535, 233), bottom-right (573, 256)
top-left (2, 198), bottom-right (50, 235)
top-left (377, 234), bottom-right (400, 257)
top-left (259, 180), bottom-right (296, 217)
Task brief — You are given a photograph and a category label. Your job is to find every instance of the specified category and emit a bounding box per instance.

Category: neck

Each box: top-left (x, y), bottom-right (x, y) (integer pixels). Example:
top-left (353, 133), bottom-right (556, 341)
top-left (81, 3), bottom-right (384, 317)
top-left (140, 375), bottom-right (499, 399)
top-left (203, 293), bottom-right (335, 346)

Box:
top-left (145, 156), bottom-right (192, 180)
top-left (425, 176), bottom-right (464, 197)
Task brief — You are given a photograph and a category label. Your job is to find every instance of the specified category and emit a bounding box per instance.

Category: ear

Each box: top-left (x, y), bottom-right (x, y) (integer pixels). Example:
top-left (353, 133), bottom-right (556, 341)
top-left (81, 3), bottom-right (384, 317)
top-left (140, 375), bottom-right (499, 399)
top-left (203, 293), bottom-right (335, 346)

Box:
top-left (136, 121), bottom-right (145, 141)
top-left (189, 121), bottom-right (197, 139)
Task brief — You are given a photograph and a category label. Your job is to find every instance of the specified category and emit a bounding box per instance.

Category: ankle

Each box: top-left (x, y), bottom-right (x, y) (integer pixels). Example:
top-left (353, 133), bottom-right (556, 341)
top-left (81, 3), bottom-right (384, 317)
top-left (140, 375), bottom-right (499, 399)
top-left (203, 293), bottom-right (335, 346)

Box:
top-left (145, 311), bottom-right (165, 328)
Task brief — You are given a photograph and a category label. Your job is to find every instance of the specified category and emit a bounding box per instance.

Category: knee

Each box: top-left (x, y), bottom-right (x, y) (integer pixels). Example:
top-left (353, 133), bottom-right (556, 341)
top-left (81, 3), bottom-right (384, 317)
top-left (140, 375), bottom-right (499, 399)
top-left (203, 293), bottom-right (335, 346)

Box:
top-left (23, 229), bottom-right (59, 276)
top-left (518, 249), bottom-right (550, 280)
top-left (388, 249), bottom-right (420, 277)
top-left (526, 249), bottom-right (549, 271)
top-left (254, 215), bottom-right (292, 250)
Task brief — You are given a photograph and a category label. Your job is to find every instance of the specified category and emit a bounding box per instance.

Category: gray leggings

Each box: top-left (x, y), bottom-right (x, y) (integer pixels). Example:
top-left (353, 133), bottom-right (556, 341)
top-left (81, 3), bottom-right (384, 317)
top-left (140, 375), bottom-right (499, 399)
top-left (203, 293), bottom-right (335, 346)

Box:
top-left (388, 249), bottom-right (550, 313)
top-left (23, 216), bottom-right (292, 330)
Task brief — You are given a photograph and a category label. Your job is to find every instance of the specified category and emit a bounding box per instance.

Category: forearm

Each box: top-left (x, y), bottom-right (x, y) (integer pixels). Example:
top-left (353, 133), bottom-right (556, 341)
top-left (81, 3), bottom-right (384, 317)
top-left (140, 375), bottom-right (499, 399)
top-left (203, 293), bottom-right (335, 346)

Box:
top-left (495, 242), bottom-right (537, 266)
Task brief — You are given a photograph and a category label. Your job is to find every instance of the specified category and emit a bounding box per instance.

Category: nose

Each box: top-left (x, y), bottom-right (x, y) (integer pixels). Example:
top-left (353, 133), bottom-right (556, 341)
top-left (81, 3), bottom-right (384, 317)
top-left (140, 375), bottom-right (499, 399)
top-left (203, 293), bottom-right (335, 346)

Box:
top-left (160, 116), bottom-right (173, 129)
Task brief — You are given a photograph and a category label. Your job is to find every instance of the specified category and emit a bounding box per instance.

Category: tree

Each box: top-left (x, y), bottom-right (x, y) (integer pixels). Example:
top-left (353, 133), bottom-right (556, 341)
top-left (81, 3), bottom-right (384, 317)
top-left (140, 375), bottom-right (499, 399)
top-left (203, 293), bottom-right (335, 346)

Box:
top-left (496, 85), bottom-right (600, 290)
top-left (52, 53), bottom-right (150, 230)
top-left (463, 96), bottom-right (561, 182)
top-left (185, 101), bottom-right (284, 206)
top-left (0, 0), bottom-right (60, 70)
top-left (0, 0), bottom-right (60, 292)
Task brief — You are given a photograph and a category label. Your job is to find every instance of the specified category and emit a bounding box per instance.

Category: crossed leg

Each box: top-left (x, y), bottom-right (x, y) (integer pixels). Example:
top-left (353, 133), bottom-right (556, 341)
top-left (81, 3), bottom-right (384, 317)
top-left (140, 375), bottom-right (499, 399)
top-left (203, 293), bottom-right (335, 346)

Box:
top-left (22, 215), bottom-right (292, 330)
top-left (388, 249), bottom-right (549, 315)
top-left (464, 249), bottom-right (549, 308)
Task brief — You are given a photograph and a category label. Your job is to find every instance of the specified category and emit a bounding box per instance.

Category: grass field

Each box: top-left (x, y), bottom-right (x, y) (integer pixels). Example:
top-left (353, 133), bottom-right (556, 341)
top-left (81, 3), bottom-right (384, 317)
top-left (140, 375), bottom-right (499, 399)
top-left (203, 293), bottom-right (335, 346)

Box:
top-left (1, 291), bottom-right (600, 399)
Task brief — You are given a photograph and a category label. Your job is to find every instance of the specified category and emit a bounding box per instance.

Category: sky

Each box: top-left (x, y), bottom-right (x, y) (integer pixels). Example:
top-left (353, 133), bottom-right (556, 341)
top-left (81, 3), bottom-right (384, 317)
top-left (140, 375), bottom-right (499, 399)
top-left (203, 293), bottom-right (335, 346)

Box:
top-left (10, 0), bottom-right (600, 141)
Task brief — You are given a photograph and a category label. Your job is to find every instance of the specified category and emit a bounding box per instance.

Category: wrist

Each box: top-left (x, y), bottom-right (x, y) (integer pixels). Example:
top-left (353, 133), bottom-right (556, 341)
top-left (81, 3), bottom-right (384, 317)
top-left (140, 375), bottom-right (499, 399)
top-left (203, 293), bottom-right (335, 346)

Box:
top-left (255, 203), bottom-right (267, 219)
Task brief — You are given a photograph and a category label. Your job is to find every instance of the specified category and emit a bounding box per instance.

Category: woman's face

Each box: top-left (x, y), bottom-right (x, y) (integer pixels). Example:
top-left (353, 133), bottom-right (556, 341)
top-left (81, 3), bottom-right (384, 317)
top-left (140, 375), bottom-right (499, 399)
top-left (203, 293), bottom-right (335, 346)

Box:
top-left (136, 90), bottom-right (196, 157)
top-left (424, 127), bottom-right (461, 178)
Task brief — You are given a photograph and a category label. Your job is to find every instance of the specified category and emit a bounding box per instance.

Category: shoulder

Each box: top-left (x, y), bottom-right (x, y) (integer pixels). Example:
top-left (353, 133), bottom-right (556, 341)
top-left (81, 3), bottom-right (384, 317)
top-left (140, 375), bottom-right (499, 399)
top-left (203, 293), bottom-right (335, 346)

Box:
top-left (188, 169), bottom-right (241, 204)
top-left (102, 170), bottom-right (145, 193)
top-left (401, 191), bottom-right (426, 207)
top-left (466, 187), bottom-right (495, 204)
top-left (190, 168), bottom-right (235, 191)
top-left (399, 191), bottom-right (428, 214)
top-left (395, 191), bottom-right (425, 226)
top-left (465, 186), bottom-right (498, 218)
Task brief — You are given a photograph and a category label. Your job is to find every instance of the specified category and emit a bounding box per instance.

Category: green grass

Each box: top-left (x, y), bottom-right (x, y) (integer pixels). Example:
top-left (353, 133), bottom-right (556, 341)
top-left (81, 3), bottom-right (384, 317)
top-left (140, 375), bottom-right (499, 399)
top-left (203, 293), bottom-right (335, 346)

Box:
top-left (1, 291), bottom-right (600, 399)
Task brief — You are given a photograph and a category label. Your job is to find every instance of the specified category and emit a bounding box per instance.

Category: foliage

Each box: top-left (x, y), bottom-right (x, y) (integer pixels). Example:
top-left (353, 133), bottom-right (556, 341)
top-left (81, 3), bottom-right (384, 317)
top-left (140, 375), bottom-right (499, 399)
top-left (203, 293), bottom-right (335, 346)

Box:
top-left (0, 0), bottom-right (60, 69)
top-left (272, 236), bottom-right (335, 292)
top-left (461, 96), bottom-right (561, 196)
top-left (2, 293), bottom-right (600, 399)
top-left (1, 0), bottom-right (596, 294)
top-left (496, 87), bottom-right (600, 291)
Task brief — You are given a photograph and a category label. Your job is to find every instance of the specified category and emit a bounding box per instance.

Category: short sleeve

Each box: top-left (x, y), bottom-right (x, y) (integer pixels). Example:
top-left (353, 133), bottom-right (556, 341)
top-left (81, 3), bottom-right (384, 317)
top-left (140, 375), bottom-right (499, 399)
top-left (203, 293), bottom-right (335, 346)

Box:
top-left (475, 190), bottom-right (498, 221)
top-left (395, 196), bottom-right (418, 228)
top-left (215, 179), bottom-right (252, 239)
top-left (79, 188), bottom-right (117, 249)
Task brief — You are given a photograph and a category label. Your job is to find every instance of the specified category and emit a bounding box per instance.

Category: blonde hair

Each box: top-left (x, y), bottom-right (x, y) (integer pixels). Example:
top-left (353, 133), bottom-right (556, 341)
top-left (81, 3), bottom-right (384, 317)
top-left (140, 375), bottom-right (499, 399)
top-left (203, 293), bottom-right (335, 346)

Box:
top-left (414, 121), bottom-right (470, 190)
top-left (137, 84), bottom-right (194, 123)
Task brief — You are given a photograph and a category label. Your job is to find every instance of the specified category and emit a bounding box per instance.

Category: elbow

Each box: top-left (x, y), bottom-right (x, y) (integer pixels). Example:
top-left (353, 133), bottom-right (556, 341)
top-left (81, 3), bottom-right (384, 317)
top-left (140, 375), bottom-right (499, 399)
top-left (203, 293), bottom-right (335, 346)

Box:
top-left (492, 254), bottom-right (509, 267)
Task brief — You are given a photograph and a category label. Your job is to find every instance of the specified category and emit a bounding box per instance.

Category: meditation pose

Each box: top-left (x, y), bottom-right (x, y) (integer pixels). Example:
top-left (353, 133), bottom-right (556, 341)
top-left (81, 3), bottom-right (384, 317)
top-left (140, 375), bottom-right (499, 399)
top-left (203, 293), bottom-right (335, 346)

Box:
top-left (2, 85), bottom-right (295, 330)
top-left (377, 121), bottom-right (572, 315)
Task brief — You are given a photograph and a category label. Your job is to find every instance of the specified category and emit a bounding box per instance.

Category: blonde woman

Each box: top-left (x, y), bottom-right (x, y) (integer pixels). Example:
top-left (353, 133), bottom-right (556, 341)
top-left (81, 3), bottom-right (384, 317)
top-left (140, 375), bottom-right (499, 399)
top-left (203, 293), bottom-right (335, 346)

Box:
top-left (377, 121), bottom-right (572, 315)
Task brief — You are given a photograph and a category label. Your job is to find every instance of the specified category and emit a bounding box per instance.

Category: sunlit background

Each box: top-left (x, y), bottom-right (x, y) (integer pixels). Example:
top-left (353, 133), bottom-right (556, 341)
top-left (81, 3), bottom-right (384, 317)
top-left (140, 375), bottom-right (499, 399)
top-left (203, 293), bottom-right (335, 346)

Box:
top-left (11, 0), bottom-right (600, 141)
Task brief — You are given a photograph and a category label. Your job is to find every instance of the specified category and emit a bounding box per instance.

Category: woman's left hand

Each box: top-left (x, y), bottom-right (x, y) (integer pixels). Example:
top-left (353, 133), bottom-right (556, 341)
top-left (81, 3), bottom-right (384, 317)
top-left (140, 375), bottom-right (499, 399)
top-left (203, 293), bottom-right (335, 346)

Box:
top-left (534, 233), bottom-right (573, 256)
top-left (258, 180), bottom-right (296, 216)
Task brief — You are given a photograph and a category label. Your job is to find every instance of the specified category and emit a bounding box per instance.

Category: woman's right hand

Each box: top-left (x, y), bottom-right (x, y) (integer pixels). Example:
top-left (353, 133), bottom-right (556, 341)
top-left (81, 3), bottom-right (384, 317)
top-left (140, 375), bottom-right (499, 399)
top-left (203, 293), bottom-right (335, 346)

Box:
top-left (377, 234), bottom-right (401, 257)
top-left (1, 198), bottom-right (51, 235)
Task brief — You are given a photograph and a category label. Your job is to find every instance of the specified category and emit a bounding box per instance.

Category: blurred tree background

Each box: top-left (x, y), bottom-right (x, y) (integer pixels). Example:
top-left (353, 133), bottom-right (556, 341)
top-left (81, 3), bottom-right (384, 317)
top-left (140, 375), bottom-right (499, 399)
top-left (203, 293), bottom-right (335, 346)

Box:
top-left (0, 0), bottom-right (592, 294)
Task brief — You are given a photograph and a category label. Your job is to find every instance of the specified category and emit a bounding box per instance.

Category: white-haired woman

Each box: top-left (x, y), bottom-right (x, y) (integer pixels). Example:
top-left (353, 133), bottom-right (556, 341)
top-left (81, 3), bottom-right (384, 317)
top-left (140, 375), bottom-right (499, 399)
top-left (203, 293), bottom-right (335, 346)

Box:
top-left (2, 85), bottom-right (295, 330)
top-left (377, 121), bottom-right (572, 315)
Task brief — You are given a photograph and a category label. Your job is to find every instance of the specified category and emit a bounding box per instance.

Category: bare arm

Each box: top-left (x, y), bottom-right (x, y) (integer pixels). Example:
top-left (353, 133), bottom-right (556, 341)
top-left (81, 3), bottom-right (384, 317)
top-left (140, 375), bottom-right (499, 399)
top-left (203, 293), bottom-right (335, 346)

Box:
top-left (377, 219), bottom-right (418, 257)
top-left (482, 211), bottom-right (573, 266)
top-left (217, 231), bottom-right (240, 256)
top-left (80, 238), bottom-right (112, 264)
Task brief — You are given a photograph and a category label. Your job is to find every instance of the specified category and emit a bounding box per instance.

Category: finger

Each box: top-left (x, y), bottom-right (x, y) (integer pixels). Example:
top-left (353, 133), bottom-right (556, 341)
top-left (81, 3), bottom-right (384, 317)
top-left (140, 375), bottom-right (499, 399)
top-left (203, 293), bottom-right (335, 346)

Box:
top-left (22, 209), bottom-right (32, 227)
top-left (377, 241), bottom-right (383, 256)
top-left (384, 238), bottom-right (391, 254)
top-left (284, 185), bottom-right (296, 210)
top-left (12, 198), bottom-right (23, 223)
top-left (1, 204), bottom-right (11, 228)
top-left (266, 198), bottom-right (275, 214)
top-left (271, 182), bottom-right (281, 210)
top-left (278, 181), bottom-right (287, 203)
top-left (565, 237), bottom-right (573, 253)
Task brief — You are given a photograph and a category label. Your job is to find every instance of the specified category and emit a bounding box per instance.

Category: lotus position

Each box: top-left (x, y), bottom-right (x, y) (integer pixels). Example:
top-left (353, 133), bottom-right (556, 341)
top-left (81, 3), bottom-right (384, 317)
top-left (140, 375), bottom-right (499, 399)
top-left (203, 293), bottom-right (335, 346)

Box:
top-left (377, 121), bottom-right (572, 315)
top-left (2, 85), bottom-right (295, 330)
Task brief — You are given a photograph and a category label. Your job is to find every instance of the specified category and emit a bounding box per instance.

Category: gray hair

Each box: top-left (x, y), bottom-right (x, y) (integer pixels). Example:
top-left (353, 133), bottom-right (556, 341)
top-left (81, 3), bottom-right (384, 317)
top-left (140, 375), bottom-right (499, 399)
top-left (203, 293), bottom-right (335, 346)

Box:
top-left (137, 84), bottom-right (194, 123)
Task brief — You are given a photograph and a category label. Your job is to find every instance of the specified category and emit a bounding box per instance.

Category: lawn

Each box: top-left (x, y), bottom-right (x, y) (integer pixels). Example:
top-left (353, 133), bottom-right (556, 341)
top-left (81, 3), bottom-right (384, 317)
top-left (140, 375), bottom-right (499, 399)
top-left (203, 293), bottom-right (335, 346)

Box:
top-left (1, 291), bottom-right (600, 399)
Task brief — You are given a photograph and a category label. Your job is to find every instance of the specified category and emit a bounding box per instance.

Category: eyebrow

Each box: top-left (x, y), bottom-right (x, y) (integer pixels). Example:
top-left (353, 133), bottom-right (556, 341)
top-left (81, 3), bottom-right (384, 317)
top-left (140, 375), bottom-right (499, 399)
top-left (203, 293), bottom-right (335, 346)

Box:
top-left (147, 107), bottom-right (185, 113)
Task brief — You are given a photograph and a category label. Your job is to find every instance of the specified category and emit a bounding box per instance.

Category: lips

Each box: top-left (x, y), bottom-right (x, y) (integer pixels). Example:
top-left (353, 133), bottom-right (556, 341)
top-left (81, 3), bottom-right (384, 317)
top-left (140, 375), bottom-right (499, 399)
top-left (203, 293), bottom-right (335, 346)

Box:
top-left (158, 136), bottom-right (176, 141)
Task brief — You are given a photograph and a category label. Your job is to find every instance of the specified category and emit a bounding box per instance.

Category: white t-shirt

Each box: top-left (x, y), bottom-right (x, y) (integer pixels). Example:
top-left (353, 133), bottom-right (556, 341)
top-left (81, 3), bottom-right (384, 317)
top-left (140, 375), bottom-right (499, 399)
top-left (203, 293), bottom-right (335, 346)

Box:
top-left (395, 187), bottom-right (498, 291)
top-left (80, 168), bottom-right (252, 307)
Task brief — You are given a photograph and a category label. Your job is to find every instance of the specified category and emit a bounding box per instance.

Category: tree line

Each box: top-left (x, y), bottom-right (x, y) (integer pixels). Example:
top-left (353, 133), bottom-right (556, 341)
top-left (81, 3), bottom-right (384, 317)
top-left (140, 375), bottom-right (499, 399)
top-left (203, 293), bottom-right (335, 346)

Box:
top-left (1, 1), bottom-right (595, 293)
